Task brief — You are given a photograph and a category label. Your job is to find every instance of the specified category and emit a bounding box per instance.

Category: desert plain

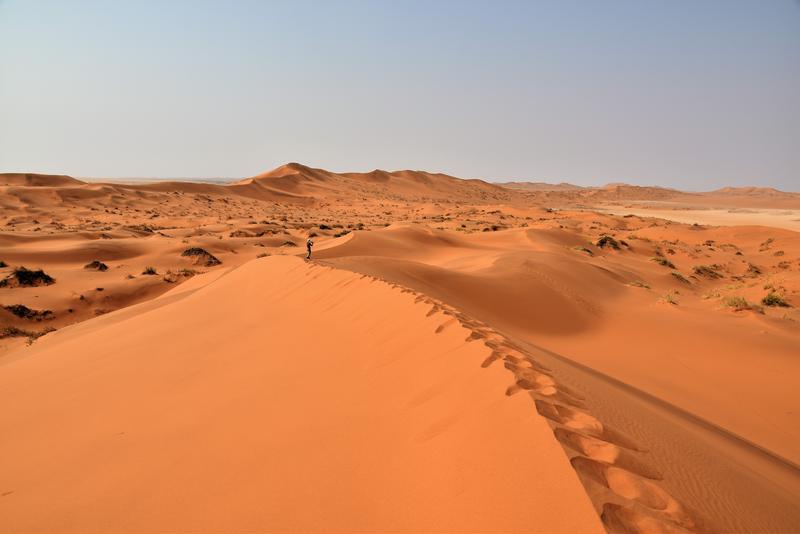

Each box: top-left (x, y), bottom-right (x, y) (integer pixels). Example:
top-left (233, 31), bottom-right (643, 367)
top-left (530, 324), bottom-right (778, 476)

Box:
top-left (1, 164), bottom-right (799, 533)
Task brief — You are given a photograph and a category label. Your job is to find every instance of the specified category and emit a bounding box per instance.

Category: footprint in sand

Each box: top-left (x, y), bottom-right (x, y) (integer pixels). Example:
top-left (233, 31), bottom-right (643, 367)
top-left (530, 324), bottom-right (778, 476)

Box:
top-left (572, 458), bottom-right (696, 531)
top-left (554, 428), bottom-right (662, 479)
top-left (601, 503), bottom-right (695, 534)
top-left (535, 399), bottom-right (645, 452)
top-left (435, 317), bottom-right (458, 333)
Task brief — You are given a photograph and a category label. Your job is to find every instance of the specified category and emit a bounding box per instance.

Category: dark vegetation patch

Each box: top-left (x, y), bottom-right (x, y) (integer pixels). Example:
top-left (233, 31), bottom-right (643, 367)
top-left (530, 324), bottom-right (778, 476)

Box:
top-left (142, 266), bottom-right (158, 275)
top-left (84, 260), bottom-right (108, 271)
top-left (651, 257), bottom-right (675, 269)
top-left (163, 268), bottom-right (199, 283)
top-left (2, 304), bottom-right (53, 321)
top-left (746, 263), bottom-right (762, 277)
top-left (671, 272), bottom-right (690, 284)
top-left (1, 325), bottom-right (56, 343)
top-left (281, 241), bottom-right (298, 247)
top-left (124, 224), bottom-right (156, 234)
top-left (762, 292), bottom-right (790, 307)
top-left (596, 235), bottom-right (620, 250)
top-left (181, 247), bottom-right (221, 266)
top-left (692, 265), bottom-right (722, 279)
top-left (229, 229), bottom-right (254, 238)
top-left (0, 267), bottom-right (56, 288)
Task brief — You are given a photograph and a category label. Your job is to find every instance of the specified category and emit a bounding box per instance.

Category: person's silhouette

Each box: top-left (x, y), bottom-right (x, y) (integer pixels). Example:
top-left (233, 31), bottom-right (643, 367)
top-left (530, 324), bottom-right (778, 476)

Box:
top-left (306, 238), bottom-right (314, 260)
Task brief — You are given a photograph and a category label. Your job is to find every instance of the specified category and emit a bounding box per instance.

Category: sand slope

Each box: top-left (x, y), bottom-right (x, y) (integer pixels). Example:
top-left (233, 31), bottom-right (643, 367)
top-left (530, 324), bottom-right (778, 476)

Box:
top-left (0, 256), bottom-right (602, 533)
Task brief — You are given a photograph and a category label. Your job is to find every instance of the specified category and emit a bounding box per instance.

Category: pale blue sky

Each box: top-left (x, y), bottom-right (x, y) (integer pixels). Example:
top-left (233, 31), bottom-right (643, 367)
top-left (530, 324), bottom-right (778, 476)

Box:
top-left (1, 1), bottom-right (798, 190)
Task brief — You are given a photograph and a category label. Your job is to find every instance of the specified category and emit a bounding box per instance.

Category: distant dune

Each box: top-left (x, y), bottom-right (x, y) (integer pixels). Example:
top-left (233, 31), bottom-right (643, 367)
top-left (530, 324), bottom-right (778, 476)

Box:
top-left (0, 172), bottom-right (85, 187)
top-left (498, 181), bottom-right (586, 191)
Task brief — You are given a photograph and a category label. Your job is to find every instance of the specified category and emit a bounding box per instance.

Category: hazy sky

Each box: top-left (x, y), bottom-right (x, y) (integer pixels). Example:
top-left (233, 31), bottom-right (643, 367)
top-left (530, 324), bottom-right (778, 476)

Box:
top-left (1, 1), bottom-right (798, 190)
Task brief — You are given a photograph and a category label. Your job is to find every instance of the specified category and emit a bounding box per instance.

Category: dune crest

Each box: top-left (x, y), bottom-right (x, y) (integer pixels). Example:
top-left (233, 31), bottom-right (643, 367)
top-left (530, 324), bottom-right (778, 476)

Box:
top-left (0, 256), bottom-right (603, 533)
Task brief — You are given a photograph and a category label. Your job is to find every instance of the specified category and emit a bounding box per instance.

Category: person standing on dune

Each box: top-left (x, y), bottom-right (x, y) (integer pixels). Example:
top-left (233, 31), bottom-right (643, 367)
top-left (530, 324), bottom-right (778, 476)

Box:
top-left (306, 237), bottom-right (314, 260)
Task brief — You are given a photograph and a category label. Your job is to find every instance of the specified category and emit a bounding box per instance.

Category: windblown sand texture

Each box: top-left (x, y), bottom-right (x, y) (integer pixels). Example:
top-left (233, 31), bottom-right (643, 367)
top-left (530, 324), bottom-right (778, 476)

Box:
top-left (1, 164), bottom-right (799, 533)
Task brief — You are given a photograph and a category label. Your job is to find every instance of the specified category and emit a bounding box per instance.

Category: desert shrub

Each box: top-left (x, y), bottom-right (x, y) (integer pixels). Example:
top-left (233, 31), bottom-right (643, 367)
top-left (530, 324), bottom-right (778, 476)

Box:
top-left (628, 280), bottom-right (650, 289)
top-left (762, 292), bottom-right (790, 307)
top-left (281, 241), bottom-right (298, 247)
top-left (596, 235), bottom-right (620, 249)
top-left (181, 247), bottom-right (221, 266)
top-left (2, 304), bottom-right (53, 320)
top-left (84, 260), bottom-right (109, 271)
top-left (671, 272), bottom-right (690, 284)
top-left (318, 224), bottom-right (331, 230)
top-left (573, 246), bottom-right (593, 256)
top-left (747, 263), bottom-right (762, 276)
top-left (0, 260), bottom-right (6, 268)
top-left (692, 265), bottom-right (722, 279)
top-left (652, 257), bottom-right (675, 269)
top-left (256, 252), bottom-right (270, 258)
top-left (723, 296), bottom-right (760, 312)
top-left (1, 326), bottom-right (34, 339)
top-left (162, 268), bottom-right (199, 283)
top-left (1, 325), bottom-right (55, 342)
top-left (0, 267), bottom-right (55, 288)
top-left (229, 230), bottom-right (254, 238)
top-left (142, 266), bottom-right (158, 275)
top-left (660, 292), bottom-right (679, 305)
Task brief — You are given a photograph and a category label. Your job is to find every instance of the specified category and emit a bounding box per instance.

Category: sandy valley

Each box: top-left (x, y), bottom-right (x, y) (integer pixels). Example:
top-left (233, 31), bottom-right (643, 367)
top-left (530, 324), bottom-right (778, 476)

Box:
top-left (1, 164), bottom-right (799, 533)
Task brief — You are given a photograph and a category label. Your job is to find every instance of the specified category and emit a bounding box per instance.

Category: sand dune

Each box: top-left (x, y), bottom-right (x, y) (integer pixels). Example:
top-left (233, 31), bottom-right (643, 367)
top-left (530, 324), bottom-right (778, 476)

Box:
top-left (1, 163), bottom-right (799, 533)
top-left (0, 257), bottom-right (603, 533)
top-left (0, 173), bottom-right (84, 187)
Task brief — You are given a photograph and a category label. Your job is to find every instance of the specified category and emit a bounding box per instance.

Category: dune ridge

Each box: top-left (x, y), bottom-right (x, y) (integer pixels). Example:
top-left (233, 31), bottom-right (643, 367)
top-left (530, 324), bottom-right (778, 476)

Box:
top-left (0, 256), bottom-right (604, 533)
